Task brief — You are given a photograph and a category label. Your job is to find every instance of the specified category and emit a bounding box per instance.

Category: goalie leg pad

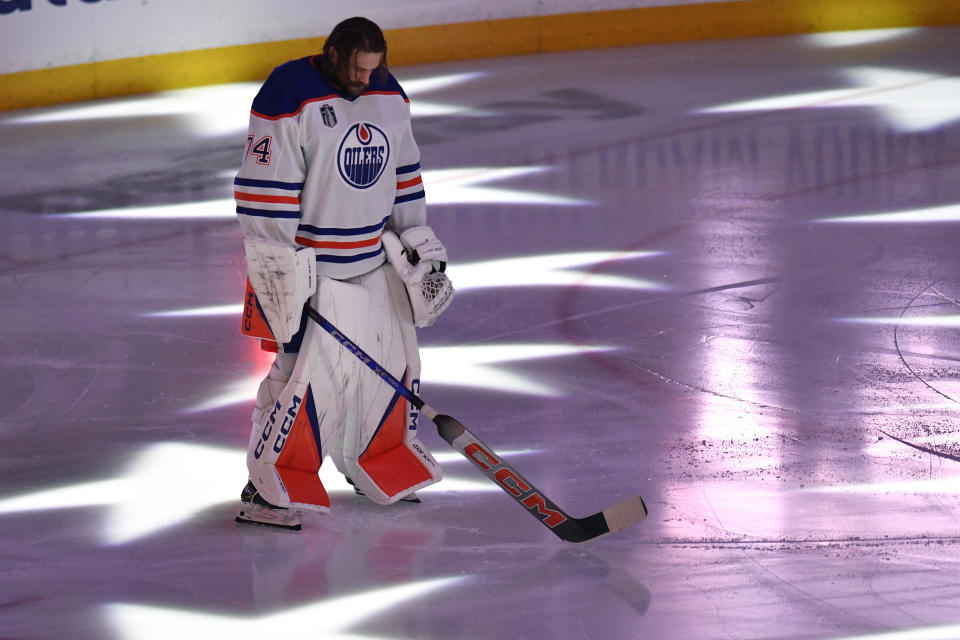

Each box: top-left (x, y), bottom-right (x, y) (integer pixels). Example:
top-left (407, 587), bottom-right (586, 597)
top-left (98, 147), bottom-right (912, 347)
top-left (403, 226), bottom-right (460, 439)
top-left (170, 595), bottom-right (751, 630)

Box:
top-left (251, 352), bottom-right (296, 427)
top-left (323, 266), bottom-right (442, 504)
top-left (245, 269), bottom-right (442, 510)
top-left (245, 323), bottom-right (348, 513)
top-left (246, 376), bottom-right (331, 513)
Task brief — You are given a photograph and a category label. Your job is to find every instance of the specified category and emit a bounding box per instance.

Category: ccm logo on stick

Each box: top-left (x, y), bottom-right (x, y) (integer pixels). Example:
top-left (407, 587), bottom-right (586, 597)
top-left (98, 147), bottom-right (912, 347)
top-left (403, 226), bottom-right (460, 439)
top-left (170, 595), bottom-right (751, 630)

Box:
top-left (464, 443), bottom-right (567, 528)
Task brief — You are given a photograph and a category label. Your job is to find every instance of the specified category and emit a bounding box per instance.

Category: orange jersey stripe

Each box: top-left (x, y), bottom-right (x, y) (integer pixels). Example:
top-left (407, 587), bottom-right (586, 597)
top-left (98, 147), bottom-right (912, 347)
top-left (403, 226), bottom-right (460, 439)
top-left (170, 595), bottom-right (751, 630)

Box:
top-left (295, 235), bottom-right (382, 250)
top-left (396, 176), bottom-right (423, 190)
top-left (251, 94), bottom-right (340, 121)
top-left (235, 191), bottom-right (300, 205)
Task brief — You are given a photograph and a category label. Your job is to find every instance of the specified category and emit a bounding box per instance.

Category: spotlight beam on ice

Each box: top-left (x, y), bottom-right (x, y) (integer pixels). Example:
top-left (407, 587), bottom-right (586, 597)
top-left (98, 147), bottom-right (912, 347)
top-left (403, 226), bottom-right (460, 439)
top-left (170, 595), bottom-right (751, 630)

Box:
top-left (106, 577), bottom-right (464, 640)
top-left (53, 200), bottom-right (235, 220)
top-left (831, 625), bottom-right (960, 640)
top-left (419, 343), bottom-right (613, 396)
top-left (801, 27), bottom-right (920, 48)
top-left (146, 304), bottom-right (242, 318)
top-left (817, 204), bottom-right (960, 225)
top-left (699, 66), bottom-right (960, 132)
top-left (190, 341), bottom-right (614, 412)
top-left (0, 442), bottom-right (528, 544)
top-left (2, 72), bottom-right (484, 138)
top-left (801, 477), bottom-right (960, 495)
top-left (448, 250), bottom-right (665, 291)
top-left (423, 166), bottom-right (589, 206)
top-left (836, 315), bottom-right (960, 327)
top-left (403, 71), bottom-right (488, 118)
top-left (52, 166), bottom-right (582, 220)
top-left (148, 249), bottom-right (667, 323)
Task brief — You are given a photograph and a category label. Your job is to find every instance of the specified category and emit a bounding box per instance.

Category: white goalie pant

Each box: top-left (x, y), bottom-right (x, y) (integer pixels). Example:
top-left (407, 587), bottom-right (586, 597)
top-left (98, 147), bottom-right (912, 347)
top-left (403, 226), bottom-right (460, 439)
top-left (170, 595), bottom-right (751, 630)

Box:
top-left (245, 263), bottom-right (442, 512)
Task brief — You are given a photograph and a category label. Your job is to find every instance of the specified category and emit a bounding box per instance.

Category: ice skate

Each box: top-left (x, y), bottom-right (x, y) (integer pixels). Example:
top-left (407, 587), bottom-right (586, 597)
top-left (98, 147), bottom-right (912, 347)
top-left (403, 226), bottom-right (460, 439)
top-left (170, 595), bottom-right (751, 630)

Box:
top-left (235, 481), bottom-right (302, 530)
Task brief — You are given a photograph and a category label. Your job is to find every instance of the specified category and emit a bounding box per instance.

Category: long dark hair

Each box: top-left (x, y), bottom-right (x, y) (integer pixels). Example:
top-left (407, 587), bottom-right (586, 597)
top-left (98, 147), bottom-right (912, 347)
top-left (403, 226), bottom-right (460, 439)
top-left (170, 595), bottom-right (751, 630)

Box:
top-left (319, 17), bottom-right (389, 82)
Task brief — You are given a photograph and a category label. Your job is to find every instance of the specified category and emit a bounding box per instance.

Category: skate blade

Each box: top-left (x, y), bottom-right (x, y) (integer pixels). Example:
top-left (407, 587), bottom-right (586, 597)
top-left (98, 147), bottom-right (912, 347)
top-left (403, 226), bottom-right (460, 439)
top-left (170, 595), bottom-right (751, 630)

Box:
top-left (235, 505), bottom-right (302, 531)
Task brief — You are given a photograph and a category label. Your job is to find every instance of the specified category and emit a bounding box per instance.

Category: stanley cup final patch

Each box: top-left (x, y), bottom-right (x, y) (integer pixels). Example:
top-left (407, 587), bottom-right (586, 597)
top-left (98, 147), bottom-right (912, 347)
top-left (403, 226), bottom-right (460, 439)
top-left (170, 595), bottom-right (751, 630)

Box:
top-left (320, 104), bottom-right (337, 128)
top-left (337, 123), bottom-right (390, 189)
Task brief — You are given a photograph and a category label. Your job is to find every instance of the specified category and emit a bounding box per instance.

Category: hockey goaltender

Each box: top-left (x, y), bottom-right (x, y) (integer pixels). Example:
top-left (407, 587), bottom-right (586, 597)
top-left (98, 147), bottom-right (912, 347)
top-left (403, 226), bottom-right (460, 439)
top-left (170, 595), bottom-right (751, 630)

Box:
top-left (232, 17), bottom-right (454, 530)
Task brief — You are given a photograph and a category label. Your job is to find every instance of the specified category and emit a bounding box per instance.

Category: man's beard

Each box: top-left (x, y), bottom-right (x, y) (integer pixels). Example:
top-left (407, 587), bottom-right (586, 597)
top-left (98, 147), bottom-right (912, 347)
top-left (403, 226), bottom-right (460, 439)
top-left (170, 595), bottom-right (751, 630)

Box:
top-left (339, 74), bottom-right (368, 97)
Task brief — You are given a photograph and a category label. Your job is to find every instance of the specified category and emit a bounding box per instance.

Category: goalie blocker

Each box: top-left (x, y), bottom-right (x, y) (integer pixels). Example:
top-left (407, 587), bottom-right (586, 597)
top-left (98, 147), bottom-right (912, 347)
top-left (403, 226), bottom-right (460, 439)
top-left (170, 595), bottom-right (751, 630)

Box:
top-left (243, 237), bottom-right (316, 346)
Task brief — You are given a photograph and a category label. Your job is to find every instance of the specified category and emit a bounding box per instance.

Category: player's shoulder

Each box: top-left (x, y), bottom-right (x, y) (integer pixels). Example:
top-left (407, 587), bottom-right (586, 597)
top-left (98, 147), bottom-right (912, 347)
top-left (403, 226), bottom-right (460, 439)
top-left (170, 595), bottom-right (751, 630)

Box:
top-left (365, 69), bottom-right (409, 102)
top-left (252, 56), bottom-right (337, 119)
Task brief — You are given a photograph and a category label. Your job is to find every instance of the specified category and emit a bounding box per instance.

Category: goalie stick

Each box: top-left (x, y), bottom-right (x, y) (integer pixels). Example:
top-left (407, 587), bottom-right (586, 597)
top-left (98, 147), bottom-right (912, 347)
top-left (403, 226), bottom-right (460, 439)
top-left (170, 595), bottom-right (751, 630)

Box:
top-left (305, 306), bottom-right (648, 543)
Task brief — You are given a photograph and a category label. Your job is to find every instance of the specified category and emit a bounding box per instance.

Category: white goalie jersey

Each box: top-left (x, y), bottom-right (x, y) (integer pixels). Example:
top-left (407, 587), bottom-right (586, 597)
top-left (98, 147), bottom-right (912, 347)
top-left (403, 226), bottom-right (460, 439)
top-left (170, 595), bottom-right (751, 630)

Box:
top-left (234, 55), bottom-right (427, 281)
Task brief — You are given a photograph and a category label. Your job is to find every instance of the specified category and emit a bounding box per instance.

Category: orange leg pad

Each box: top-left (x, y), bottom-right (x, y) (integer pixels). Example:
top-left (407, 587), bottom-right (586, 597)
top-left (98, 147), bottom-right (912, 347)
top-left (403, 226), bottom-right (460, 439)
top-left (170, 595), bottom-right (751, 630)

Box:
top-left (276, 385), bottom-right (330, 509)
top-left (358, 384), bottom-right (432, 498)
top-left (362, 387), bottom-right (407, 459)
top-left (276, 466), bottom-right (330, 508)
top-left (359, 444), bottom-right (434, 499)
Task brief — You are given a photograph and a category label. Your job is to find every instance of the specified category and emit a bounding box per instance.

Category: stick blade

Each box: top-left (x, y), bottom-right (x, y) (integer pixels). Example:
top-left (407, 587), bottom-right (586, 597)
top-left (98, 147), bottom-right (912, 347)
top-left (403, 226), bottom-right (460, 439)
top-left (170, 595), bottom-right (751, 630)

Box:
top-left (601, 494), bottom-right (648, 534)
top-left (560, 495), bottom-right (648, 543)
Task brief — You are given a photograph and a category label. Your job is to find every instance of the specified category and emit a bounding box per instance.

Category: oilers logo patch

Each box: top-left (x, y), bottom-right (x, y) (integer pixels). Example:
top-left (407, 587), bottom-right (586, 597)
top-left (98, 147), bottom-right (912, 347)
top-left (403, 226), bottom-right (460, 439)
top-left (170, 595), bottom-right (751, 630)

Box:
top-left (320, 104), bottom-right (337, 128)
top-left (337, 123), bottom-right (390, 189)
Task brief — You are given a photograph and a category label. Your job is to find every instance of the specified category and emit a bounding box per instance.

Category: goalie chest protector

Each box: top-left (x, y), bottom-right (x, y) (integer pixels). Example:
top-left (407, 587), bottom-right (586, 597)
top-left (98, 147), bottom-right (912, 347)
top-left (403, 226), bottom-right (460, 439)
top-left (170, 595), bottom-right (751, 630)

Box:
top-left (235, 55), bottom-right (427, 281)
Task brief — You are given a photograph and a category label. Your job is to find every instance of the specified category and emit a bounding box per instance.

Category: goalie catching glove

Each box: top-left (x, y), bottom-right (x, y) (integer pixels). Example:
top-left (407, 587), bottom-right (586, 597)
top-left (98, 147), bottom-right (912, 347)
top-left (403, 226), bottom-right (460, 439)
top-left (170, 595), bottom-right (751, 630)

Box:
top-left (382, 226), bottom-right (454, 327)
top-left (243, 237), bottom-right (316, 345)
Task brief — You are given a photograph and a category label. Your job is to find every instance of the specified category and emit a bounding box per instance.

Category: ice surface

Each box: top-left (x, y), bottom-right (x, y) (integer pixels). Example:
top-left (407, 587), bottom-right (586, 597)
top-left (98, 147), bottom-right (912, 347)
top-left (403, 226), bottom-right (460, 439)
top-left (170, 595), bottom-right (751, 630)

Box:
top-left (2, 26), bottom-right (960, 640)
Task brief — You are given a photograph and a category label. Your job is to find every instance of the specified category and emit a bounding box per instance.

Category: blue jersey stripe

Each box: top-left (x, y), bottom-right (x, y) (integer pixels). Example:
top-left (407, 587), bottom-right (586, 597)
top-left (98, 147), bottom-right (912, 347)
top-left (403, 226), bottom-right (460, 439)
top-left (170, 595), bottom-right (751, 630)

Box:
top-left (234, 177), bottom-right (304, 191)
top-left (315, 247), bottom-right (384, 264)
top-left (394, 191), bottom-right (426, 205)
top-left (236, 206), bottom-right (301, 219)
top-left (396, 162), bottom-right (421, 175)
top-left (298, 215), bottom-right (390, 237)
